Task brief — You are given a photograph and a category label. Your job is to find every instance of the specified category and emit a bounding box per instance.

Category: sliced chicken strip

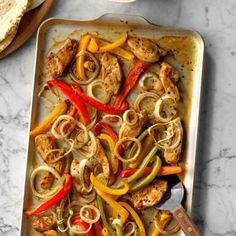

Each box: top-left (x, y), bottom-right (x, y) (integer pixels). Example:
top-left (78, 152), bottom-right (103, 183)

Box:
top-left (35, 134), bottom-right (66, 189)
top-left (32, 215), bottom-right (56, 233)
top-left (159, 62), bottom-right (180, 101)
top-left (100, 52), bottom-right (122, 96)
top-left (131, 179), bottom-right (168, 210)
top-left (43, 230), bottom-right (59, 236)
top-left (127, 37), bottom-right (167, 62)
top-left (47, 38), bottom-right (78, 79)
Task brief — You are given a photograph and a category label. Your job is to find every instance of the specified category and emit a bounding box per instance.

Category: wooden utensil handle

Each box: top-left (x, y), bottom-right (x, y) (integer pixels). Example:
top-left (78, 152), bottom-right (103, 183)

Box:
top-left (172, 205), bottom-right (202, 236)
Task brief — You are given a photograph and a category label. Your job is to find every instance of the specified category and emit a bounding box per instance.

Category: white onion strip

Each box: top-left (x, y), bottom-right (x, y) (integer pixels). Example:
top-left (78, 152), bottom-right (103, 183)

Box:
top-left (51, 115), bottom-right (75, 139)
top-left (139, 72), bottom-right (159, 91)
top-left (87, 79), bottom-right (110, 104)
top-left (69, 50), bottom-right (100, 85)
top-left (80, 205), bottom-right (100, 224)
top-left (79, 159), bottom-right (93, 193)
top-left (123, 109), bottom-right (138, 126)
top-left (124, 222), bottom-right (138, 236)
top-left (154, 94), bottom-right (177, 123)
top-left (134, 92), bottom-right (160, 116)
top-left (30, 166), bottom-right (64, 199)
top-left (114, 137), bottom-right (141, 163)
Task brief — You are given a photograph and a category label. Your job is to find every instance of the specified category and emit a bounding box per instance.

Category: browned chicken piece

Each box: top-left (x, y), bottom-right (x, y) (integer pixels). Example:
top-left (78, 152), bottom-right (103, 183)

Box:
top-left (131, 180), bottom-right (168, 210)
top-left (43, 230), bottom-right (59, 236)
top-left (163, 118), bottom-right (183, 164)
top-left (94, 139), bottom-right (113, 181)
top-left (35, 134), bottom-right (66, 189)
top-left (159, 62), bottom-right (180, 101)
top-left (100, 52), bottom-right (122, 96)
top-left (47, 38), bottom-right (78, 79)
top-left (32, 215), bottom-right (56, 232)
top-left (127, 37), bottom-right (167, 62)
top-left (119, 110), bottom-right (148, 147)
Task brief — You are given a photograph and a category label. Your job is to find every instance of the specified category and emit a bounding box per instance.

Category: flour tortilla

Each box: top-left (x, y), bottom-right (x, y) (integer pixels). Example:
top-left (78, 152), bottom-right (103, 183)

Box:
top-left (0, 0), bottom-right (29, 42)
top-left (26, 0), bottom-right (45, 12)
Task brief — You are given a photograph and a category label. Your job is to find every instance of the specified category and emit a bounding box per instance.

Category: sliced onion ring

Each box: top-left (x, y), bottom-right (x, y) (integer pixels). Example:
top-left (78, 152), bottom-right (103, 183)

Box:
top-left (134, 92), bottom-right (160, 116)
top-left (124, 221), bottom-right (138, 236)
top-left (139, 72), bottom-right (159, 91)
top-left (123, 109), bottom-right (138, 126)
top-left (69, 50), bottom-right (100, 85)
top-left (87, 79), bottom-right (110, 104)
top-left (154, 94), bottom-right (177, 122)
top-left (80, 205), bottom-right (100, 224)
top-left (114, 137), bottom-right (141, 163)
top-left (30, 166), bottom-right (64, 199)
top-left (51, 115), bottom-right (75, 139)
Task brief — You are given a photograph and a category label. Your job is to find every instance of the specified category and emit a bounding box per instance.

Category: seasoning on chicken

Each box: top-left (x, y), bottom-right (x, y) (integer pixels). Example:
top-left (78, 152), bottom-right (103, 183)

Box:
top-left (100, 52), bottom-right (122, 96)
top-left (43, 230), bottom-right (59, 236)
top-left (35, 134), bottom-right (66, 189)
top-left (159, 62), bottom-right (180, 101)
top-left (131, 179), bottom-right (168, 210)
top-left (119, 110), bottom-right (148, 147)
top-left (47, 38), bottom-right (78, 79)
top-left (32, 215), bottom-right (56, 232)
top-left (127, 37), bottom-right (167, 62)
top-left (163, 118), bottom-right (183, 164)
top-left (94, 139), bottom-right (113, 181)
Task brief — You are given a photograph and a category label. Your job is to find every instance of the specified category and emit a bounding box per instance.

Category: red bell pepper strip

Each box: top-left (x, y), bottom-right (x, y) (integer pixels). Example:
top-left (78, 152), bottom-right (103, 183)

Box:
top-left (73, 217), bottom-right (95, 236)
top-left (120, 166), bottom-right (183, 178)
top-left (71, 83), bottom-right (128, 115)
top-left (94, 122), bottom-right (118, 142)
top-left (113, 60), bottom-right (148, 108)
top-left (47, 80), bottom-right (89, 126)
top-left (93, 220), bottom-right (103, 236)
top-left (25, 173), bottom-right (73, 216)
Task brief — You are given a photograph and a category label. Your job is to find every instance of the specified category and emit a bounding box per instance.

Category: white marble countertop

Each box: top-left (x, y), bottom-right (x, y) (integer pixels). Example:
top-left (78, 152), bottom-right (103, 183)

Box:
top-left (0, 0), bottom-right (236, 235)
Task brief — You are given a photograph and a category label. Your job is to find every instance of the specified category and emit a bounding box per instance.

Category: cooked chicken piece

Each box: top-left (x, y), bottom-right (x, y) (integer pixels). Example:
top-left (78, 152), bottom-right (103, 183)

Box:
top-left (32, 215), bottom-right (56, 232)
top-left (153, 77), bottom-right (165, 96)
top-left (40, 171), bottom-right (54, 190)
top-left (159, 62), bottom-right (180, 101)
top-left (163, 118), bottom-right (183, 164)
top-left (47, 38), bottom-right (78, 79)
top-left (94, 139), bottom-right (113, 181)
top-left (127, 37), bottom-right (167, 62)
top-left (119, 110), bottom-right (148, 147)
top-left (131, 180), bottom-right (168, 210)
top-left (43, 230), bottom-right (59, 236)
top-left (100, 52), bottom-right (122, 96)
top-left (35, 134), bottom-right (66, 189)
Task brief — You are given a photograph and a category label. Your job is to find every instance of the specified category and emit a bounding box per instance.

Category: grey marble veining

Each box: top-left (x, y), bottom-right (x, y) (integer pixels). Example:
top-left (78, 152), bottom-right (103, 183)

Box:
top-left (0, 0), bottom-right (236, 235)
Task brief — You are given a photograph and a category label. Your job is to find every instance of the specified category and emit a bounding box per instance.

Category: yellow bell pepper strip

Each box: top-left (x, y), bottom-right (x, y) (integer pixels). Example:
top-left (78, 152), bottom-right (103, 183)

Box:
top-left (90, 173), bottom-right (129, 196)
top-left (95, 187), bottom-right (129, 223)
top-left (130, 156), bottom-right (162, 192)
top-left (30, 101), bottom-right (67, 137)
top-left (76, 34), bottom-right (91, 81)
top-left (129, 133), bottom-right (154, 168)
top-left (97, 196), bottom-right (116, 236)
top-left (119, 202), bottom-right (146, 236)
top-left (102, 227), bottom-right (112, 236)
top-left (87, 37), bottom-right (99, 52)
top-left (88, 37), bottom-right (134, 61)
top-left (97, 33), bottom-right (127, 53)
top-left (98, 133), bottom-right (119, 174)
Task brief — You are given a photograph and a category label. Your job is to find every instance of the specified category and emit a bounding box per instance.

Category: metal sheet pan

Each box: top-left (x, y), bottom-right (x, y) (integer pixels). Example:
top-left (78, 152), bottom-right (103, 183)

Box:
top-left (20, 14), bottom-right (204, 235)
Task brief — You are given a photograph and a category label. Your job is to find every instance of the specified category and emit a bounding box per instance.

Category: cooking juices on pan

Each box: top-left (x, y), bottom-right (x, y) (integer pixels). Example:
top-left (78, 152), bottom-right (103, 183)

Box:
top-left (25, 31), bottom-right (192, 236)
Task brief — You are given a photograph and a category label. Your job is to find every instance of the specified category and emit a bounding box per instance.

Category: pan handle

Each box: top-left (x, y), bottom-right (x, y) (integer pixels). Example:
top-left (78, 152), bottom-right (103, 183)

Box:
top-left (172, 205), bottom-right (202, 236)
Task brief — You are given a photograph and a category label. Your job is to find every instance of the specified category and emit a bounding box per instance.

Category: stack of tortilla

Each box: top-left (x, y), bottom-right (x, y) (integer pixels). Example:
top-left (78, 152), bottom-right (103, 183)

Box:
top-left (0, 0), bottom-right (45, 53)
